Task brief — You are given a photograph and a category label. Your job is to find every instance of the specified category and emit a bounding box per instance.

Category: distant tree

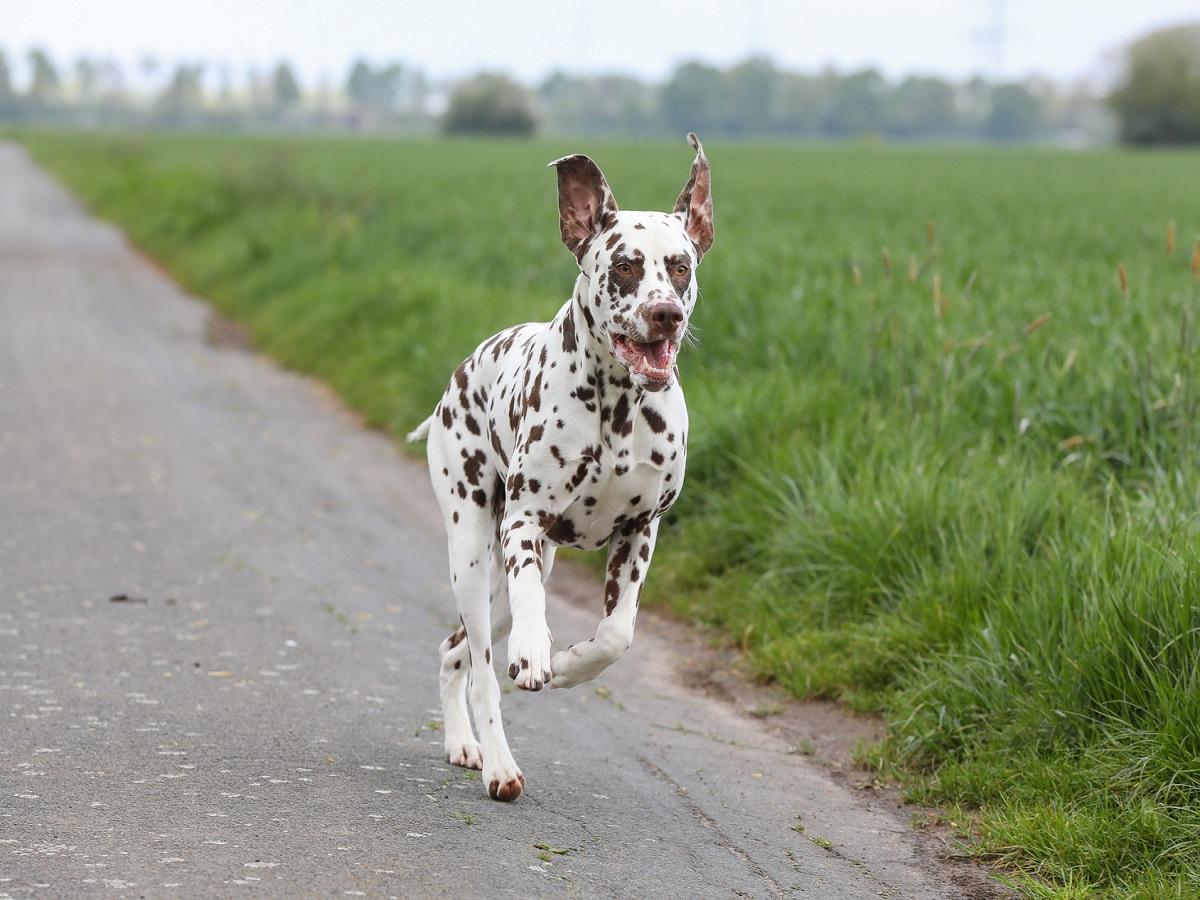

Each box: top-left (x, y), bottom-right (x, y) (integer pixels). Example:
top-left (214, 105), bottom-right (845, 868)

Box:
top-left (1109, 24), bottom-right (1200, 145)
top-left (93, 59), bottom-right (129, 112)
top-left (443, 73), bottom-right (536, 136)
top-left (157, 64), bottom-right (205, 125)
top-left (245, 67), bottom-right (271, 111)
top-left (822, 68), bottom-right (886, 136)
top-left (539, 72), bottom-right (655, 135)
top-left (659, 61), bottom-right (725, 136)
top-left (28, 48), bottom-right (61, 105)
top-left (346, 59), bottom-right (374, 109)
top-left (887, 76), bottom-right (957, 138)
top-left (373, 63), bottom-right (405, 110)
top-left (0, 50), bottom-right (14, 111)
top-left (74, 57), bottom-right (99, 105)
top-left (723, 57), bottom-right (778, 134)
top-left (984, 83), bottom-right (1043, 140)
top-left (272, 62), bottom-right (302, 110)
top-left (407, 70), bottom-right (430, 115)
top-left (775, 71), bottom-right (831, 135)
top-left (216, 65), bottom-right (234, 108)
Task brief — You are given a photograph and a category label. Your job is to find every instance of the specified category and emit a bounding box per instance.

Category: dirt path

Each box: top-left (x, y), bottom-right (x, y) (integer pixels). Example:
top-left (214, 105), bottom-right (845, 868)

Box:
top-left (0, 141), bottom-right (1006, 899)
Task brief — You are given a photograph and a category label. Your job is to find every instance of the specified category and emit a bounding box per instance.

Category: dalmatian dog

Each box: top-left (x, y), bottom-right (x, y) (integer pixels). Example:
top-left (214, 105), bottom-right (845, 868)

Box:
top-left (407, 134), bottom-right (714, 802)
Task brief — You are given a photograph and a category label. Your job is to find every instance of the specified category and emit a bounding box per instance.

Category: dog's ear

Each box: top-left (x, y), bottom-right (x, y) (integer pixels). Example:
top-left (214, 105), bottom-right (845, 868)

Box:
top-left (548, 154), bottom-right (618, 261)
top-left (673, 133), bottom-right (714, 258)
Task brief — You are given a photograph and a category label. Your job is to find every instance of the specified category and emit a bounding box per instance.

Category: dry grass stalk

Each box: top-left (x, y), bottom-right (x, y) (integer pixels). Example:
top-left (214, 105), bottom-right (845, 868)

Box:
top-left (1118, 263), bottom-right (1129, 300)
top-left (852, 264), bottom-right (863, 286)
top-left (1167, 220), bottom-right (1176, 255)
top-left (1060, 347), bottom-right (1078, 377)
top-left (882, 249), bottom-right (891, 279)
top-left (1025, 313), bottom-right (1052, 335)
top-left (907, 257), bottom-right (919, 283)
top-left (926, 219), bottom-right (936, 247)
top-left (933, 273), bottom-right (945, 318)
top-left (1192, 243), bottom-right (1200, 280)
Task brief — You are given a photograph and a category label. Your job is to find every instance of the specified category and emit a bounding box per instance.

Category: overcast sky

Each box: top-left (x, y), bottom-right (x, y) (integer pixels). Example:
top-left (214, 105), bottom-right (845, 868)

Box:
top-left (2, 0), bottom-right (1196, 86)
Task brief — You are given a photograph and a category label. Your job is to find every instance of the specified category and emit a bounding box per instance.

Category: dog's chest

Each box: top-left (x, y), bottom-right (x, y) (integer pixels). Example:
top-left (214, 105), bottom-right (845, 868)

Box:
top-left (540, 415), bottom-right (685, 550)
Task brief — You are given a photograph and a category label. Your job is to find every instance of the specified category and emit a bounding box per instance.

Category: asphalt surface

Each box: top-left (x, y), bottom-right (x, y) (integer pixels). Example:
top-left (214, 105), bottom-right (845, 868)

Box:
top-left (0, 141), bottom-right (987, 899)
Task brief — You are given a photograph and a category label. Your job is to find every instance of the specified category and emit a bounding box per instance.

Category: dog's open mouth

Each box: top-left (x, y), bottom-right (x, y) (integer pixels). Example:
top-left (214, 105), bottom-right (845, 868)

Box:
top-left (611, 334), bottom-right (678, 387)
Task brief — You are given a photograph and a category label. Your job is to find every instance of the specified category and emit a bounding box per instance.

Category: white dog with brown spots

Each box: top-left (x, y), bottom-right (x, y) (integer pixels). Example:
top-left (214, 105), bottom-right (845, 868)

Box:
top-left (408, 134), bottom-right (714, 802)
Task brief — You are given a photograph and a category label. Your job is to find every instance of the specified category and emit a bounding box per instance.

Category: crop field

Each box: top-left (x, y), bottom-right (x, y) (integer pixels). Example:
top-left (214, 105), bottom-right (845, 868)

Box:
top-left (19, 131), bottom-right (1200, 896)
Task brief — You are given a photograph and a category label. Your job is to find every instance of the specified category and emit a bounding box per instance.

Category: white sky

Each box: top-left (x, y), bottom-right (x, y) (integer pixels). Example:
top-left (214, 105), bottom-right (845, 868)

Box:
top-left (2, 0), bottom-right (1196, 87)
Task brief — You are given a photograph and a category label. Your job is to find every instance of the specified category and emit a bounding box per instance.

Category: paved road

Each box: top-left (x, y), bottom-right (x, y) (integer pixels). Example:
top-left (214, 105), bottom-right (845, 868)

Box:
top-left (0, 142), bottom-right (990, 899)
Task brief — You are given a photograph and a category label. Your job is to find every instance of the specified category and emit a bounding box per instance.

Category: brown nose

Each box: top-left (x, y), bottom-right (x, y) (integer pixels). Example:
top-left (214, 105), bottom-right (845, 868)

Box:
top-left (642, 301), bottom-right (685, 337)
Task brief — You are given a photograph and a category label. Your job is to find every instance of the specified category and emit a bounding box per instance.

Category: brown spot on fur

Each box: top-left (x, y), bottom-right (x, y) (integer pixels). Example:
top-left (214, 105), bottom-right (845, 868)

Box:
top-left (605, 540), bottom-right (632, 614)
top-left (544, 514), bottom-right (580, 545)
top-left (611, 394), bottom-right (632, 437)
top-left (665, 253), bottom-right (692, 299)
top-left (528, 372), bottom-right (544, 412)
top-left (610, 251), bottom-right (645, 298)
top-left (561, 313), bottom-right (577, 352)
top-left (463, 449), bottom-right (487, 486)
top-left (641, 406), bottom-right (667, 433)
top-left (524, 424), bottom-right (545, 452)
top-left (508, 472), bottom-right (526, 500)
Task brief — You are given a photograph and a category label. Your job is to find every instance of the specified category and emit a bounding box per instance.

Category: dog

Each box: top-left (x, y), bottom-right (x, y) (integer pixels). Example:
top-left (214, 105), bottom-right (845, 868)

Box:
top-left (407, 134), bottom-right (713, 801)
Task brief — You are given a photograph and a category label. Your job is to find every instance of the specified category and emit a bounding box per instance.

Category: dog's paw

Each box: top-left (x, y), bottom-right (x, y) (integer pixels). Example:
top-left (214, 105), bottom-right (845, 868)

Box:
top-left (485, 766), bottom-right (525, 802)
top-left (507, 625), bottom-right (553, 691)
top-left (446, 740), bottom-right (483, 770)
top-left (549, 647), bottom-right (583, 689)
top-left (549, 641), bottom-right (608, 689)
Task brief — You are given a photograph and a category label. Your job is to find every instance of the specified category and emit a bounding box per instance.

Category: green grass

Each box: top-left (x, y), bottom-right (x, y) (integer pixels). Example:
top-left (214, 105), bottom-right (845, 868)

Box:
top-left (19, 131), bottom-right (1200, 896)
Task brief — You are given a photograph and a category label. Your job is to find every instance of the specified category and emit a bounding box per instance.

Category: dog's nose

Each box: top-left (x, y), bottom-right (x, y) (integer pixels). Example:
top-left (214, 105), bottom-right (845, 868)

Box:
top-left (642, 301), bottom-right (685, 337)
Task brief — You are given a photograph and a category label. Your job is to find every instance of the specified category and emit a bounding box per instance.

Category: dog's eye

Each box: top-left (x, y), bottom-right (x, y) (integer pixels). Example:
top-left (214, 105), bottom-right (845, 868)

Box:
top-left (615, 262), bottom-right (632, 274)
top-left (675, 264), bottom-right (691, 277)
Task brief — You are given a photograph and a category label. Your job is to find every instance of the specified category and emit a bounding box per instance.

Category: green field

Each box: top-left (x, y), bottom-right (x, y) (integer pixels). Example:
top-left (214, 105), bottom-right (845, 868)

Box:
top-left (21, 132), bottom-right (1200, 897)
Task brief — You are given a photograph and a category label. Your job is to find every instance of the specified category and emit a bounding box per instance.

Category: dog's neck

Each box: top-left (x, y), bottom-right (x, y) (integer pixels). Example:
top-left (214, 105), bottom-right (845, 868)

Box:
top-left (561, 273), bottom-right (646, 449)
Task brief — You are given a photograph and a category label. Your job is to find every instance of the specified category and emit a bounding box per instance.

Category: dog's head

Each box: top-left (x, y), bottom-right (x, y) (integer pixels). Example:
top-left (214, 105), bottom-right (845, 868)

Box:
top-left (549, 134), bottom-right (714, 392)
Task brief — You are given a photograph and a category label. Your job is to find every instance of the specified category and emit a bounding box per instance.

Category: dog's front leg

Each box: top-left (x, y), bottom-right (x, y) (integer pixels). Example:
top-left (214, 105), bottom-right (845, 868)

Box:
top-left (502, 515), bottom-right (553, 691)
top-left (551, 520), bottom-right (659, 689)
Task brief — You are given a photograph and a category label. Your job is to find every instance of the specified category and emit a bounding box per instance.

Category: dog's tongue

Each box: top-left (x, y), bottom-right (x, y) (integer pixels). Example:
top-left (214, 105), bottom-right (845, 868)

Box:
top-left (643, 339), bottom-right (672, 369)
top-left (629, 339), bottom-right (674, 381)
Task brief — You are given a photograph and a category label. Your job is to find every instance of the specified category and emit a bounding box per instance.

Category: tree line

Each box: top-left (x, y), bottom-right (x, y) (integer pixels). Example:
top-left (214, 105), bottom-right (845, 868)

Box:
top-left (0, 51), bottom-right (431, 131)
top-left (1, 23), bottom-right (1197, 144)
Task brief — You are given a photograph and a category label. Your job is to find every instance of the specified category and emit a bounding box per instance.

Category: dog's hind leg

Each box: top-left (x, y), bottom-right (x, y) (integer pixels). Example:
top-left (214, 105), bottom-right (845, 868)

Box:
top-left (439, 550), bottom-right (511, 770)
top-left (551, 520), bottom-right (658, 690)
top-left (426, 417), bottom-right (521, 798)
top-left (446, 514), bottom-right (524, 800)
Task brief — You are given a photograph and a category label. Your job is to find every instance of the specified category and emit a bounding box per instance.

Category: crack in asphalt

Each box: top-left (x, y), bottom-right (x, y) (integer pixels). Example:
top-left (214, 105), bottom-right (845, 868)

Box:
top-left (637, 754), bottom-right (787, 898)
